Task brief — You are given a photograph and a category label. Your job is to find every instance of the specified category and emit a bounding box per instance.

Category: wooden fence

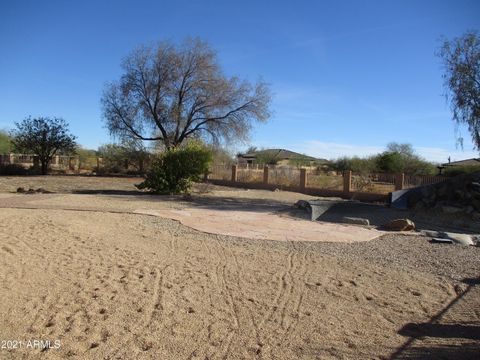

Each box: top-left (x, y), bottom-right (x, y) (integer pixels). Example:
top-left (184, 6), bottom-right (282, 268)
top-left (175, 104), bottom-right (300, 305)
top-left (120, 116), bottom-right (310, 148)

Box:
top-left (0, 153), bottom-right (78, 170)
top-left (0, 153), bottom-right (147, 174)
top-left (208, 164), bottom-right (447, 202)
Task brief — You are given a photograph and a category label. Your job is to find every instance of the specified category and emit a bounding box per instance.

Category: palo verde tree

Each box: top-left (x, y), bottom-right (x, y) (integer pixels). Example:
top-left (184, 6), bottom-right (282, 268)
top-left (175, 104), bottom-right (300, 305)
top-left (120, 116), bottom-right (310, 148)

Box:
top-left (11, 117), bottom-right (77, 174)
top-left (438, 30), bottom-right (480, 150)
top-left (101, 38), bottom-right (271, 149)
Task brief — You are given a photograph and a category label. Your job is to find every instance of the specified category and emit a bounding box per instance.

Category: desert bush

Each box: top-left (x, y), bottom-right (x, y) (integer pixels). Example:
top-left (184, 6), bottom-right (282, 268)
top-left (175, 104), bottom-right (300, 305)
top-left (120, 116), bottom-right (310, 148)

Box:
top-left (136, 142), bottom-right (212, 194)
top-left (352, 174), bottom-right (373, 192)
top-left (0, 130), bottom-right (12, 153)
top-left (376, 152), bottom-right (404, 173)
top-left (76, 147), bottom-right (97, 162)
top-left (98, 140), bottom-right (149, 174)
top-left (376, 151), bottom-right (436, 175)
top-left (331, 156), bottom-right (378, 174)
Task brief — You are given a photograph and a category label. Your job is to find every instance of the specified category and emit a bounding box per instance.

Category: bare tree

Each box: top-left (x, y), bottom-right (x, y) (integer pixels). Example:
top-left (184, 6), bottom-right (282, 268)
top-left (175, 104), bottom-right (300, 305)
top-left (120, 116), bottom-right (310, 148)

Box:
top-left (438, 31), bottom-right (480, 150)
top-left (102, 38), bottom-right (271, 149)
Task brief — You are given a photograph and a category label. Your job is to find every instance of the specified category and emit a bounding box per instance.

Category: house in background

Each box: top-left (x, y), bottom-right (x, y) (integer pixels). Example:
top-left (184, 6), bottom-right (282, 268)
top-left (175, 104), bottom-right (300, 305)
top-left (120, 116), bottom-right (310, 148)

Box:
top-left (442, 158), bottom-right (480, 167)
top-left (237, 148), bottom-right (328, 167)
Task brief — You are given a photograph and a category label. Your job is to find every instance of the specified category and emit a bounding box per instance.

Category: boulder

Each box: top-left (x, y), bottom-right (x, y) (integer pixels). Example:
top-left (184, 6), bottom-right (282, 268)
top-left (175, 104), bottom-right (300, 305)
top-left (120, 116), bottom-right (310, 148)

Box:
top-left (342, 217), bottom-right (370, 226)
top-left (391, 172), bottom-right (480, 219)
top-left (382, 218), bottom-right (415, 231)
top-left (446, 233), bottom-right (475, 246)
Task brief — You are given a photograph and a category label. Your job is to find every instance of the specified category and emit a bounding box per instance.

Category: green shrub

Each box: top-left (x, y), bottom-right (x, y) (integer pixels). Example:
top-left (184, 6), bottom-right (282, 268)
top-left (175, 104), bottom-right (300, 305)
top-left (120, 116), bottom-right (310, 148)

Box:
top-left (136, 142), bottom-right (212, 194)
top-left (376, 152), bottom-right (404, 173)
top-left (0, 130), bottom-right (12, 153)
top-left (98, 140), bottom-right (149, 174)
top-left (331, 156), bottom-right (378, 174)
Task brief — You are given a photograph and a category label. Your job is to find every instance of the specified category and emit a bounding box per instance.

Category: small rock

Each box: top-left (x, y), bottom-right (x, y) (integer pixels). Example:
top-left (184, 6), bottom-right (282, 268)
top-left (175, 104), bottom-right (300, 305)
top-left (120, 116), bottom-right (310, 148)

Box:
top-left (423, 230), bottom-right (475, 246)
top-left (441, 205), bottom-right (463, 214)
top-left (273, 188), bottom-right (280, 192)
top-left (454, 283), bottom-right (467, 295)
top-left (382, 219), bottom-right (415, 231)
top-left (342, 217), bottom-right (370, 226)
top-left (444, 232), bottom-right (474, 246)
top-left (16, 187), bottom-right (25, 193)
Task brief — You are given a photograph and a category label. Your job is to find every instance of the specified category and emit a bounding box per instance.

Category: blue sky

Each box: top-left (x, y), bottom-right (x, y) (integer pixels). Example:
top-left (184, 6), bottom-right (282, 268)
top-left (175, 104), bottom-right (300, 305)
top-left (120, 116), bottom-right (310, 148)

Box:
top-left (0, 0), bottom-right (479, 163)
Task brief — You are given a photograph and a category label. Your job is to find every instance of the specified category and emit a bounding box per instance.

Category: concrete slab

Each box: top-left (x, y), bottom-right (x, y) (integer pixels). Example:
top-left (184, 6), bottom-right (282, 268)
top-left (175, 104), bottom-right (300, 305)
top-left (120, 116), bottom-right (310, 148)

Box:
top-left (305, 199), bottom-right (410, 227)
top-left (135, 208), bottom-right (383, 243)
top-left (307, 199), bottom-right (339, 220)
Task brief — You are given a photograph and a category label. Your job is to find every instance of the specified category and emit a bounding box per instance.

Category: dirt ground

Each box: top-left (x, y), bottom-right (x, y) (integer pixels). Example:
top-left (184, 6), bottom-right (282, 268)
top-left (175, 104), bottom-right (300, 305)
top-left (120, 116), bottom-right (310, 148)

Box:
top-left (0, 176), bottom-right (479, 359)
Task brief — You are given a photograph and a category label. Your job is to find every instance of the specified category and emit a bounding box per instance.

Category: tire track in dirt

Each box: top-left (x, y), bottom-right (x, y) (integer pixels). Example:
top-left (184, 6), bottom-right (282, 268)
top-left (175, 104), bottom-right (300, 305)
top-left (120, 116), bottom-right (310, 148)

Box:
top-left (227, 240), bottom-right (264, 357)
top-left (212, 236), bottom-right (241, 360)
top-left (256, 240), bottom-right (311, 358)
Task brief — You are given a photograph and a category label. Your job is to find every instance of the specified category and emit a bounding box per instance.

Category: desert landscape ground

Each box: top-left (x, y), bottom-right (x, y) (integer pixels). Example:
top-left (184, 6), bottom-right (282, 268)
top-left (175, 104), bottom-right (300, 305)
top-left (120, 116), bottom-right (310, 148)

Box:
top-left (0, 176), bottom-right (479, 359)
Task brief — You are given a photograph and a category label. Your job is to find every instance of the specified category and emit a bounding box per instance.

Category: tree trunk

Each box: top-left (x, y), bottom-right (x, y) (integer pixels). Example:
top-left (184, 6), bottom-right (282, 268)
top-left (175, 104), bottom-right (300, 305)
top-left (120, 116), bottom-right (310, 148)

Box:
top-left (41, 161), bottom-right (48, 175)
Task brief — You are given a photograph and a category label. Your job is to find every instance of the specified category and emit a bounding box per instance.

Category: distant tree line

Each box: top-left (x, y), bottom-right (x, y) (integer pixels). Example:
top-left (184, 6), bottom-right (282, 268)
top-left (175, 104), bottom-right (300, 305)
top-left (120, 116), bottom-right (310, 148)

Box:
top-left (330, 143), bottom-right (438, 176)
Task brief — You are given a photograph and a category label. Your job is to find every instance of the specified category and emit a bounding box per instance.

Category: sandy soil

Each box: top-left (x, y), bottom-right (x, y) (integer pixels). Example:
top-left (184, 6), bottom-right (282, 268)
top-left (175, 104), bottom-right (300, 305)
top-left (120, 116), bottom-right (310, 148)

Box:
top-left (0, 176), bottom-right (479, 359)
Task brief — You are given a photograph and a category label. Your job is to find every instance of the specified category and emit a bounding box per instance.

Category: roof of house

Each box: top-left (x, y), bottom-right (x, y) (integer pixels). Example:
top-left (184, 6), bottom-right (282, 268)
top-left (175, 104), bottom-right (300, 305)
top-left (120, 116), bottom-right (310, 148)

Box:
top-left (442, 158), bottom-right (480, 167)
top-left (238, 148), bottom-right (327, 162)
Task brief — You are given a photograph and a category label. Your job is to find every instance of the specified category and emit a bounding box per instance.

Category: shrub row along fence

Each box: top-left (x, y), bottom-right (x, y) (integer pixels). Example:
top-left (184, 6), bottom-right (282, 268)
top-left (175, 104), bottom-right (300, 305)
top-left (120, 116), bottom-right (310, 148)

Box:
top-left (0, 153), bottom-right (147, 174)
top-left (208, 164), bottom-right (447, 202)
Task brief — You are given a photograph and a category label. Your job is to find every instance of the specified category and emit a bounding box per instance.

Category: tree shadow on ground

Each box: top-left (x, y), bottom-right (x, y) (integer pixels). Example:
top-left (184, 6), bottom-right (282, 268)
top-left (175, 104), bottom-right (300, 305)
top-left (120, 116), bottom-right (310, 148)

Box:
top-left (70, 189), bottom-right (478, 233)
top-left (389, 276), bottom-right (480, 360)
top-left (72, 189), bottom-right (296, 213)
top-left (72, 189), bottom-right (151, 196)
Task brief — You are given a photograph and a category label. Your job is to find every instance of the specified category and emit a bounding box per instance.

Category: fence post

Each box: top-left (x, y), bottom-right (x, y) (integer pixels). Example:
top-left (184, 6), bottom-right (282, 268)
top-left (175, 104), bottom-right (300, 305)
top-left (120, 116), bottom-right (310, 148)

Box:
top-left (300, 168), bottom-right (307, 192)
top-left (343, 170), bottom-right (352, 196)
top-left (231, 165), bottom-right (237, 182)
top-left (395, 173), bottom-right (405, 191)
top-left (68, 157), bottom-right (75, 171)
top-left (96, 157), bottom-right (101, 170)
top-left (9, 153), bottom-right (14, 164)
top-left (263, 165), bottom-right (269, 184)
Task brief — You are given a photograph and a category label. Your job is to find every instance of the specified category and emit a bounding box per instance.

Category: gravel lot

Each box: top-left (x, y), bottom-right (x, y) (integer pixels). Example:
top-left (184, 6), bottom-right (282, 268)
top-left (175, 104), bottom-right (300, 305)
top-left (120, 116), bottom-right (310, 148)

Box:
top-left (0, 175), bottom-right (478, 359)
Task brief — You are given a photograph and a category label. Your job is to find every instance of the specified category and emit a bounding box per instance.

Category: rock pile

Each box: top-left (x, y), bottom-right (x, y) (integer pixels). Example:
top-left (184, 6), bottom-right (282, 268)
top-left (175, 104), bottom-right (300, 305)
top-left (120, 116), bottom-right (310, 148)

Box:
top-left (408, 171), bottom-right (480, 219)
